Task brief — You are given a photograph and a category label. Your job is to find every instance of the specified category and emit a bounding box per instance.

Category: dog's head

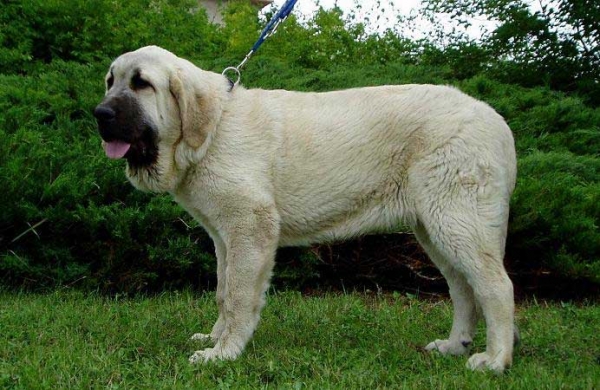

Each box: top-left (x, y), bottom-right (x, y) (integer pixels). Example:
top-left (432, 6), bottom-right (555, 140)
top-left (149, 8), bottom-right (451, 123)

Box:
top-left (94, 45), bottom-right (229, 192)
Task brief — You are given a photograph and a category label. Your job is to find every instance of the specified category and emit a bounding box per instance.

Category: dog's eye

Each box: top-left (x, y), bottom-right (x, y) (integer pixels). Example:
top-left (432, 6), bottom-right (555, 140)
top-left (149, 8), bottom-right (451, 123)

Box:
top-left (106, 75), bottom-right (114, 90)
top-left (132, 73), bottom-right (152, 90)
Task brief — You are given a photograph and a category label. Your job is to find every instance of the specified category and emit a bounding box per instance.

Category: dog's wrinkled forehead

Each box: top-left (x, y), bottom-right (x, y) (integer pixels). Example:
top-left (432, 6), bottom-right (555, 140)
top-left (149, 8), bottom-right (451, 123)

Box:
top-left (107, 46), bottom-right (177, 87)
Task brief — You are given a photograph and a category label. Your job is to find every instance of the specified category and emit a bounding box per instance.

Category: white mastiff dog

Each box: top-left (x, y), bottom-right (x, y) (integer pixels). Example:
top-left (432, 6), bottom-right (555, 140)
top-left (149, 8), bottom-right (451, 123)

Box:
top-left (94, 46), bottom-right (518, 372)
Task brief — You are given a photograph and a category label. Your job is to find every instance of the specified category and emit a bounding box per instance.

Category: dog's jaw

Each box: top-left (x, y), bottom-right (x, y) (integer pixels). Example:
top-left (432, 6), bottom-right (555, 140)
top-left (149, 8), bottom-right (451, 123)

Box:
top-left (123, 123), bottom-right (160, 170)
top-left (125, 134), bottom-right (205, 194)
top-left (125, 146), bottom-right (172, 193)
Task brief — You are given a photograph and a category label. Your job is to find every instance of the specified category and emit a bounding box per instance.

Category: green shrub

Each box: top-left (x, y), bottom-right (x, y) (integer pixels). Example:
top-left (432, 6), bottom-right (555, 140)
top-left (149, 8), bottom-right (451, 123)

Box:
top-left (0, 0), bottom-right (598, 293)
top-left (509, 152), bottom-right (600, 282)
top-left (0, 0), bottom-right (221, 73)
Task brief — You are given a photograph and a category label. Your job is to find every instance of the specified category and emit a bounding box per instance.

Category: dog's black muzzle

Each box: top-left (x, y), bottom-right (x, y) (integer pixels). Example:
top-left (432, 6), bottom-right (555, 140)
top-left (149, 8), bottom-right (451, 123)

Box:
top-left (93, 104), bottom-right (123, 142)
top-left (93, 93), bottom-right (159, 168)
top-left (93, 91), bottom-right (138, 143)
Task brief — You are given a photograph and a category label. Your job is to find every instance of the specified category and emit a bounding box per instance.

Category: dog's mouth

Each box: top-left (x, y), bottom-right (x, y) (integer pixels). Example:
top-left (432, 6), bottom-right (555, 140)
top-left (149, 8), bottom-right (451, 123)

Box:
top-left (99, 125), bottom-right (159, 169)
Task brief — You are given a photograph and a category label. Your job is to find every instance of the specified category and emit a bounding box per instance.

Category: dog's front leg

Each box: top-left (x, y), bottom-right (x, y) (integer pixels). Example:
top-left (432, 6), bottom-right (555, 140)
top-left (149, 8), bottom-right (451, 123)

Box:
top-left (189, 208), bottom-right (279, 363)
top-left (190, 236), bottom-right (227, 344)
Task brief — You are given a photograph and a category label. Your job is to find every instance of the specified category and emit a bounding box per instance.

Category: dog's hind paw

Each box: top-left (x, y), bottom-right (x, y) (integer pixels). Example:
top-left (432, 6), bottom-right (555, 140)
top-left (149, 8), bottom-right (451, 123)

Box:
top-left (189, 344), bottom-right (242, 364)
top-left (466, 352), bottom-right (510, 373)
top-left (425, 339), bottom-right (470, 355)
top-left (189, 350), bottom-right (209, 364)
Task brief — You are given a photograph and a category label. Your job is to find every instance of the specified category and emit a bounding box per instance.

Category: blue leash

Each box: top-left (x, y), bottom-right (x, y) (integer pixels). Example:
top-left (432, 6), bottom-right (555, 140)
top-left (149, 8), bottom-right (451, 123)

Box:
top-left (223, 0), bottom-right (298, 87)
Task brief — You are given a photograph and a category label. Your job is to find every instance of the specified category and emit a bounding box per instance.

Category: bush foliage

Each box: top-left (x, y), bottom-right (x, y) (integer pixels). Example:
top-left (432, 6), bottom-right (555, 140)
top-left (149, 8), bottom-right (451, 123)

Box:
top-left (1, 0), bottom-right (598, 293)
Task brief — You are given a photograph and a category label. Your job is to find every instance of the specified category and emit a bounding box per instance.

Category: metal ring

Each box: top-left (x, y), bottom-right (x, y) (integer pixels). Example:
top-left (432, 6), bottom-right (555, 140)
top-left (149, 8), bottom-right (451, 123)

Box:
top-left (222, 66), bottom-right (241, 86)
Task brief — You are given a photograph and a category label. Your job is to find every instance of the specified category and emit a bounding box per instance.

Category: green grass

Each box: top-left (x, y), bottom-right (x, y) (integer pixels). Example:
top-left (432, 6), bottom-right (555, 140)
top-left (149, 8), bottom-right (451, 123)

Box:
top-left (1, 291), bottom-right (598, 389)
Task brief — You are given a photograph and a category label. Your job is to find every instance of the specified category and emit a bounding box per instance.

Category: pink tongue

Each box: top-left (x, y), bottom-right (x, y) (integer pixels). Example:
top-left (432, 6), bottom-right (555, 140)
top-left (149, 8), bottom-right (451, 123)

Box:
top-left (103, 141), bottom-right (131, 159)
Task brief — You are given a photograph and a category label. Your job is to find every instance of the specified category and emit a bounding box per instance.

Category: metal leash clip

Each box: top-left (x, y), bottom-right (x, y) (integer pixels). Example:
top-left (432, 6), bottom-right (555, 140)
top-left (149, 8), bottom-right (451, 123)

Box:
top-left (222, 0), bottom-right (298, 89)
top-left (222, 66), bottom-right (241, 88)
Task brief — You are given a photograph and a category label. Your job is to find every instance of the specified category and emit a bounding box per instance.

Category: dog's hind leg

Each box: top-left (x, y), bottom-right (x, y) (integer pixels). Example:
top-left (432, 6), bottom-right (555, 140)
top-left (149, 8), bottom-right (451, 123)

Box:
top-left (410, 151), bottom-right (515, 373)
top-left (417, 208), bottom-right (515, 372)
top-left (415, 224), bottom-right (478, 356)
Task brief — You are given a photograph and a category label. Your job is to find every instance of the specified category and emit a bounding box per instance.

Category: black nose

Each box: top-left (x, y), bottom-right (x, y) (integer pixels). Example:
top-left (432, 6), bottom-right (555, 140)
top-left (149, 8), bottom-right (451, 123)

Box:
top-left (93, 105), bottom-right (116, 122)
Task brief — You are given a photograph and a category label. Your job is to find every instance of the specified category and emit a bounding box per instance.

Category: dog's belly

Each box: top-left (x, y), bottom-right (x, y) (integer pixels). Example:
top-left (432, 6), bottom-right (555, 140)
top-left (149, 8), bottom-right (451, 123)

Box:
top-left (278, 206), bottom-right (407, 247)
top-left (276, 178), bottom-right (414, 247)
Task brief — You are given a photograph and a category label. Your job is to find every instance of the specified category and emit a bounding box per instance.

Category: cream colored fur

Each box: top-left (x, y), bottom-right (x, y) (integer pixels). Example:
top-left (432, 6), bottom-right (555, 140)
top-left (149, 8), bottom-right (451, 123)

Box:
top-left (103, 46), bottom-right (518, 372)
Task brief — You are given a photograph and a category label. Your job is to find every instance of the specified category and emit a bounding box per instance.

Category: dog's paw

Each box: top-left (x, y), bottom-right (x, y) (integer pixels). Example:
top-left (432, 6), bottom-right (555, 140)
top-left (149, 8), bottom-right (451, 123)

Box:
top-left (190, 333), bottom-right (213, 342)
top-left (466, 352), bottom-right (509, 373)
top-left (189, 345), bottom-right (242, 364)
top-left (425, 339), bottom-right (470, 355)
top-left (189, 349), bottom-right (211, 364)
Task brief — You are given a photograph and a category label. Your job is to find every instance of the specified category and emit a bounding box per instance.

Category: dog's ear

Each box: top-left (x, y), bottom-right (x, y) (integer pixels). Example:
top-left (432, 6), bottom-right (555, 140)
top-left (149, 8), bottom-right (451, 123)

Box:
top-left (169, 68), bottom-right (220, 149)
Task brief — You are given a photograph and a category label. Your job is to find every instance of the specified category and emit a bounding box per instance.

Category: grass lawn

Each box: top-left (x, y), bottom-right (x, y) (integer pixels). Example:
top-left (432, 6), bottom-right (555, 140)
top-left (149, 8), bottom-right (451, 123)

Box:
top-left (0, 290), bottom-right (598, 389)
